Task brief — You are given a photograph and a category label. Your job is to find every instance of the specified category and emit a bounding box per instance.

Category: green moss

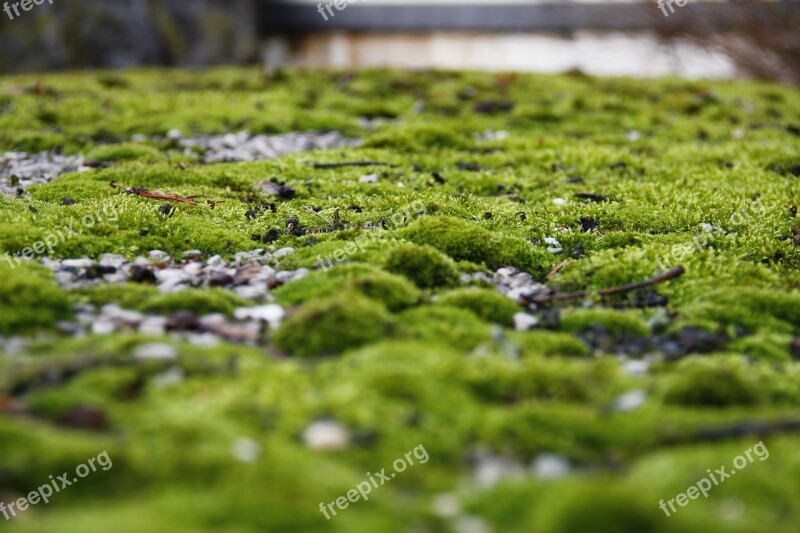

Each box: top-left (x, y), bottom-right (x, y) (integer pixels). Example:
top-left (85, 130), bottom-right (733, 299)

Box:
top-left (381, 243), bottom-right (461, 289)
top-left (396, 305), bottom-right (492, 351)
top-left (0, 263), bottom-right (71, 335)
top-left (560, 308), bottom-right (651, 338)
top-left (435, 288), bottom-right (520, 327)
top-left (273, 263), bottom-right (420, 312)
top-left (143, 289), bottom-right (250, 317)
top-left (398, 216), bottom-right (541, 271)
top-left (272, 292), bottom-right (395, 357)
top-left (362, 124), bottom-right (473, 152)
top-left (511, 330), bottom-right (592, 358)
top-left (661, 357), bottom-right (763, 407)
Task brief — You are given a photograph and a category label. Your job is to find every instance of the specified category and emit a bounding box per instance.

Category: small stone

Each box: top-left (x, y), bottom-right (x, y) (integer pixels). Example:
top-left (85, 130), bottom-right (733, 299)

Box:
top-left (61, 197), bottom-right (75, 206)
top-left (167, 129), bottom-right (183, 140)
top-left (152, 367), bottom-right (184, 389)
top-left (513, 313), bottom-right (538, 331)
top-left (232, 438), bottom-right (261, 463)
top-left (129, 265), bottom-right (157, 284)
top-left (544, 237), bottom-right (562, 253)
top-left (91, 319), bottom-right (116, 335)
top-left (233, 305), bottom-right (284, 328)
top-left (612, 389), bottom-right (646, 412)
top-left (139, 316), bottom-right (167, 336)
top-left (133, 342), bottom-right (177, 361)
top-left (165, 311), bottom-right (200, 331)
top-left (62, 258), bottom-right (95, 269)
top-left (432, 493), bottom-right (461, 519)
top-left (148, 250), bottom-right (170, 262)
top-left (359, 173), bottom-right (379, 183)
top-left (273, 247), bottom-right (294, 258)
top-left (552, 198), bottom-right (567, 205)
top-left (623, 359), bottom-right (650, 377)
top-left (532, 453), bottom-right (570, 480)
top-left (303, 420), bottom-right (351, 451)
top-left (209, 272), bottom-right (234, 287)
top-left (182, 250), bottom-right (203, 259)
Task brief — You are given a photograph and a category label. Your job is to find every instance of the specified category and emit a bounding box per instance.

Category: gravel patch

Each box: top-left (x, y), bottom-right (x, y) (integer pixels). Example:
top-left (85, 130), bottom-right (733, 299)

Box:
top-left (173, 130), bottom-right (360, 163)
top-left (0, 151), bottom-right (88, 196)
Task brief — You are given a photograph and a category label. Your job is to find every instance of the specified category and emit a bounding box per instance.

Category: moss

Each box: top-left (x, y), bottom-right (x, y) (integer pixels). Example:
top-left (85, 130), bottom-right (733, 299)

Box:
top-left (273, 263), bottom-right (420, 312)
top-left (272, 292), bottom-right (395, 357)
top-left (362, 124), bottom-right (473, 152)
top-left (398, 216), bottom-right (541, 271)
top-left (0, 263), bottom-right (72, 335)
top-left (142, 289), bottom-right (250, 317)
top-left (435, 288), bottom-right (520, 327)
top-left (511, 330), bottom-right (592, 358)
top-left (381, 243), bottom-right (461, 289)
top-left (560, 308), bottom-right (651, 338)
top-left (396, 305), bottom-right (492, 351)
top-left (2, 67), bottom-right (800, 532)
top-left (661, 357), bottom-right (763, 407)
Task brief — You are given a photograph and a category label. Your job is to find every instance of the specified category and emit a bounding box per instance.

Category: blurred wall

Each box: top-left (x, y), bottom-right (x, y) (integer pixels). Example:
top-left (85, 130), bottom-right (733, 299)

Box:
top-left (0, 0), bottom-right (258, 73)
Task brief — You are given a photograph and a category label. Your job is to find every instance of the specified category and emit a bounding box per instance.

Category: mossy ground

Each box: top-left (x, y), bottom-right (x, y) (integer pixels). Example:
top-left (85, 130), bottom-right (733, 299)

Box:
top-left (1, 67), bottom-right (800, 532)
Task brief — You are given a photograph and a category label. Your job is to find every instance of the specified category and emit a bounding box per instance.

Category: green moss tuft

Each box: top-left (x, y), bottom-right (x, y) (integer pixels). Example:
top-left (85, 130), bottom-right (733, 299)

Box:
top-left (435, 288), bottom-right (520, 327)
top-left (398, 216), bottom-right (541, 271)
top-left (272, 292), bottom-right (395, 357)
top-left (0, 263), bottom-right (72, 335)
top-left (661, 357), bottom-right (763, 407)
top-left (273, 263), bottom-right (420, 312)
top-left (397, 305), bottom-right (492, 351)
top-left (381, 243), bottom-right (461, 289)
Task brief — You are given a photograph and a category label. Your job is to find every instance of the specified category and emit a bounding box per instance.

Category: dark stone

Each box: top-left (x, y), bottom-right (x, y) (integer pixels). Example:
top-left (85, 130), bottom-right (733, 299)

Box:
top-left (678, 327), bottom-right (725, 354)
top-left (84, 264), bottom-right (117, 279)
top-left (139, 228), bottom-right (149, 236)
top-left (61, 197), bottom-right (76, 206)
top-left (129, 265), bottom-right (156, 284)
top-left (165, 311), bottom-right (200, 331)
top-left (579, 216), bottom-right (597, 232)
top-left (208, 272), bottom-right (234, 287)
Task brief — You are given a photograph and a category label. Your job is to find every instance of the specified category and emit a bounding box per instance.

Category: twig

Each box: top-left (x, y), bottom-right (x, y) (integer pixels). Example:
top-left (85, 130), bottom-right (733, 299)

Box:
top-left (110, 181), bottom-right (222, 208)
top-left (598, 266), bottom-right (685, 297)
top-left (312, 161), bottom-right (396, 169)
top-left (661, 419), bottom-right (800, 446)
top-left (546, 260), bottom-right (568, 280)
top-left (302, 206), bottom-right (332, 225)
top-left (528, 266), bottom-right (685, 305)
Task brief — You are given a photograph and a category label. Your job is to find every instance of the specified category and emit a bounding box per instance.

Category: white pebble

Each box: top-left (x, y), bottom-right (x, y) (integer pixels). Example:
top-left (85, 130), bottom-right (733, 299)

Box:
top-left (133, 342), bottom-right (177, 361)
top-left (303, 420), bottom-right (351, 451)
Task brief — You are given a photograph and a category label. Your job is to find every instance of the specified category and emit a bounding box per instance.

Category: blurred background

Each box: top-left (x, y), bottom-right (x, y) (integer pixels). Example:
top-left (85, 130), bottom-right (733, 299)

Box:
top-left (0, 0), bottom-right (799, 83)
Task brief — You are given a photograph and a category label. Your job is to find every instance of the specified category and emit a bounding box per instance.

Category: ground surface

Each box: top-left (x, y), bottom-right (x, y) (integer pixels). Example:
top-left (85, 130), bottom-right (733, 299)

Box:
top-left (1, 67), bottom-right (800, 532)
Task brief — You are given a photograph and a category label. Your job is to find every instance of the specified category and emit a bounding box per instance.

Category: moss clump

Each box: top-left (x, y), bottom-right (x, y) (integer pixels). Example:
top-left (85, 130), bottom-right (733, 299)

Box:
top-left (273, 263), bottom-right (420, 312)
top-left (142, 289), bottom-right (250, 317)
top-left (397, 305), bottom-right (492, 351)
top-left (511, 331), bottom-right (591, 358)
top-left (398, 216), bottom-right (539, 270)
top-left (0, 263), bottom-right (71, 334)
top-left (381, 243), bottom-right (461, 289)
top-left (73, 285), bottom-right (249, 316)
top-left (560, 308), bottom-right (651, 338)
top-left (435, 288), bottom-right (520, 327)
top-left (273, 292), bottom-right (395, 357)
top-left (661, 357), bottom-right (763, 407)
top-left (362, 124), bottom-right (473, 152)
